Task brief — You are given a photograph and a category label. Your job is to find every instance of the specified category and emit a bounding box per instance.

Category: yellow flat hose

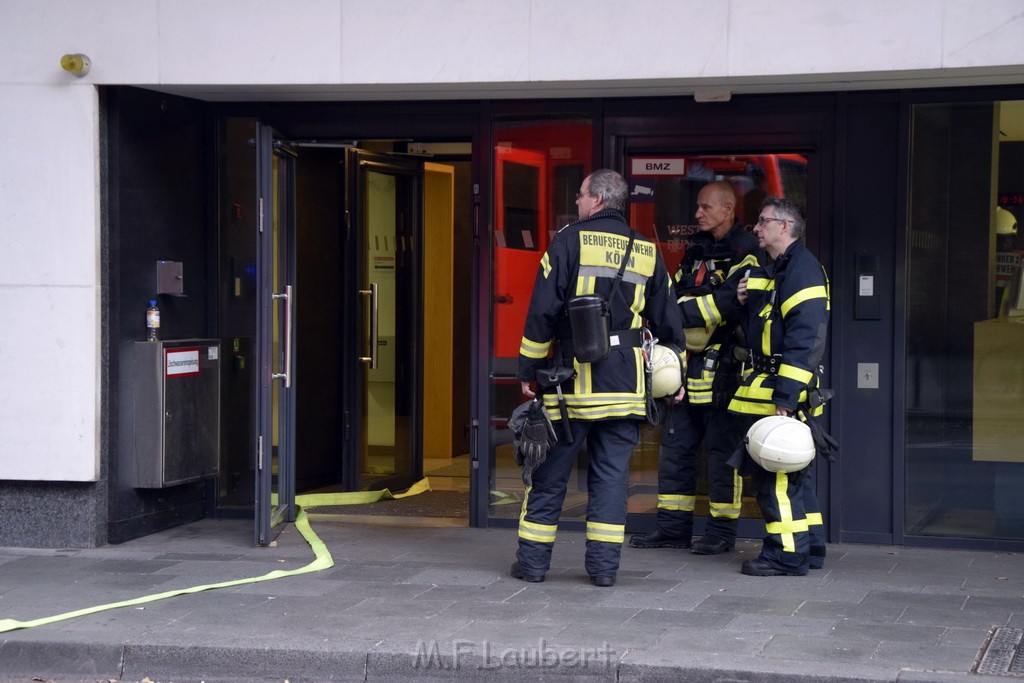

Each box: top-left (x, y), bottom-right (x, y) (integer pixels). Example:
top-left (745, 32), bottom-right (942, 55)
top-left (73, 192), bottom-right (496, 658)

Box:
top-left (0, 477), bottom-right (431, 633)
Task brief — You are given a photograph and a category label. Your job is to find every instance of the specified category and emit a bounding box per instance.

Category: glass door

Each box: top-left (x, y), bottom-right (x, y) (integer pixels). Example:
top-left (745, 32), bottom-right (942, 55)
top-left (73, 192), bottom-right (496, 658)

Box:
top-left (256, 126), bottom-right (297, 544)
top-left (342, 149), bottom-right (424, 492)
top-left (215, 118), bottom-right (297, 545)
top-left (623, 145), bottom-right (815, 538)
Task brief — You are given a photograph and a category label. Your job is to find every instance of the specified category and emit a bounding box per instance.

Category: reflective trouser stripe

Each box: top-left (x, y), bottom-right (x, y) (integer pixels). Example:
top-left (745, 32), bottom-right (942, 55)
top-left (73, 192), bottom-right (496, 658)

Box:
top-left (657, 494), bottom-right (695, 512)
top-left (519, 487), bottom-right (557, 543)
top-left (772, 471), bottom-right (797, 552)
top-left (710, 501), bottom-right (742, 519)
top-left (710, 468), bottom-right (742, 519)
top-left (586, 521), bottom-right (625, 544)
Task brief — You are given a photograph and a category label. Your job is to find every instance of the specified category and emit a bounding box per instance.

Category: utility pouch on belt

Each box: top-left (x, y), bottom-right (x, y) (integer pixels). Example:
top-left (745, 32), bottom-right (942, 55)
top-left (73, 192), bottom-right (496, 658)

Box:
top-left (564, 229), bottom-right (636, 365)
top-left (566, 295), bottom-right (610, 363)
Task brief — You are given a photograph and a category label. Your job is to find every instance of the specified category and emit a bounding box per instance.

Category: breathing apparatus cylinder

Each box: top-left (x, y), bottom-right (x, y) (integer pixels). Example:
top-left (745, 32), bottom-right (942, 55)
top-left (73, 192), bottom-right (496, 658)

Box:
top-left (566, 295), bottom-right (610, 363)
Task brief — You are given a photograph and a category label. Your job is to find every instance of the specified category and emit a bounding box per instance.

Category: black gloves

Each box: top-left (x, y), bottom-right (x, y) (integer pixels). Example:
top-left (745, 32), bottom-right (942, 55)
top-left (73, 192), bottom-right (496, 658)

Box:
top-left (508, 399), bottom-right (558, 486)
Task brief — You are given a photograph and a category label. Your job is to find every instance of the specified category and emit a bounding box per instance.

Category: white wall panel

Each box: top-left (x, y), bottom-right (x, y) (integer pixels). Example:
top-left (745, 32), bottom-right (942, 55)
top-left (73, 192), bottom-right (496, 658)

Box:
top-left (158, 0), bottom-right (343, 84)
top-left (0, 84), bottom-right (99, 482)
top-left (531, 1), bottom-right (730, 82)
top-left (340, 0), bottom-right (531, 84)
top-left (0, 285), bottom-right (99, 481)
top-left (730, 1), bottom-right (944, 76)
top-left (943, 0), bottom-right (1024, 68)
top-left (0, 86), bottom-right (99, 287)
top-left (2, 0), bottom-right (1022, 90)
top-left (0, 0), bottom-right (159, 85)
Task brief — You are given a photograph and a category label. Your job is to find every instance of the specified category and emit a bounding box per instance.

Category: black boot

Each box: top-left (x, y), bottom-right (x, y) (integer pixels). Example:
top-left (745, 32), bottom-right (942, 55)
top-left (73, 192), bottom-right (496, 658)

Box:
top-left (628, 529), bottom-right (691, 549)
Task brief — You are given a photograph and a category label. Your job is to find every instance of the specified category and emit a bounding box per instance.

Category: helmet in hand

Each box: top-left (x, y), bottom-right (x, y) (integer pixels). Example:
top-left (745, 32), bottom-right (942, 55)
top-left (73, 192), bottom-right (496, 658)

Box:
top-left (648, 343), bottom-right (684, 398)
top-left (745, 415), bottom-right (815, 473)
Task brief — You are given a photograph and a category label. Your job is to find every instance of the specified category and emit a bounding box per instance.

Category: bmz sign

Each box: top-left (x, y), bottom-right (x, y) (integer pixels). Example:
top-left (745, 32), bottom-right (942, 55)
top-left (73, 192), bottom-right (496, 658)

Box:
top-left (630, 158), bottom-right (685, 176)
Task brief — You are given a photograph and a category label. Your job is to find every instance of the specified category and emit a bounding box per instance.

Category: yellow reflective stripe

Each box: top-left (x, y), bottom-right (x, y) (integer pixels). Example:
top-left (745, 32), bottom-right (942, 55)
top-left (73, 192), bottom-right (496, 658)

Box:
top-left (748, 277), bottom-right (772, 291)
top-left (709, 501), bottom-right (741, 519)
top-left (728, 254), bottom-right (760, 278)
top-left (540, 252), bottom-right (552, 278)
top-left (586, 521), bottom-right (625, 544)
top-left (519, 337), bottom-right (551, 359)
top-left (542, 391), bottom-right (646, 408)
top-left (780, 285), bottom-right (828, 317)
top-left (562, 403), bottom-right (646, 420)
top-left (778, 364), bottom-right (813, 385)
top-left (727, 398), bottom-right (775, 415)
top-left (697, 295), bottom-right (722, 327)
top-left (686, 378), bottom-right (714, 391)
top-left (774, 471), bottom-right (797, 553)
top-left (575, 274), bottom-right (596, 296)
top-left (765, 519), bottom-right (809, 534)
top-left (519, 487), bottom-right (556, 544)
top-left (519, 519), bottom-right (558, 544)
top-left (761, 317), bottom-right (773, 356)
top-left (630, 283), bottom-right (644, 329)
top-left (657, 494), bottom-right (695, 511)
top-left (736, 378), bottom-right (774, 399)
top-left (806, 512), bottom-right (823, 526)
top-left (575, 358), bottom-right (591, 395)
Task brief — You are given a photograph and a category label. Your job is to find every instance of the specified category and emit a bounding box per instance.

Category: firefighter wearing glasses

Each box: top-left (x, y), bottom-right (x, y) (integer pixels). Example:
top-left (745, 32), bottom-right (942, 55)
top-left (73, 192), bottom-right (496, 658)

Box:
top-left (729, 196), bottom-right (830, 577)
top-left (511, 169), bottom-right (686, 588)
top-left (629, 181), bottom-right (761, 555)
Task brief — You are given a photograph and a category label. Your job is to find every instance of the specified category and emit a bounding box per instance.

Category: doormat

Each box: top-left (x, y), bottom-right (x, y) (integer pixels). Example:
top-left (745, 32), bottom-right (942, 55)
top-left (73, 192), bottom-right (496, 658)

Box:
top-left (309, 489), bottom-right (470, 518)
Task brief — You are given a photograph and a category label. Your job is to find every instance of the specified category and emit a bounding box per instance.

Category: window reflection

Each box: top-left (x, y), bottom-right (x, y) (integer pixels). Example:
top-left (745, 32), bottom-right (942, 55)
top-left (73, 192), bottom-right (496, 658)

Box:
top-left (625, 152), bottom-right (807, 524)
top-left (906, 100), bottom-right (1024, 539)
top-left (489, 118), bottom-right (593, 519)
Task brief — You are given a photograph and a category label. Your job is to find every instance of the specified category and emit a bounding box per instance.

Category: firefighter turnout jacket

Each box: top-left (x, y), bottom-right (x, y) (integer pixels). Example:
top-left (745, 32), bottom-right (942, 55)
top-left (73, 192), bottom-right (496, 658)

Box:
top-left (517, 209), bottom-right (686, 420)
top-left (513, 207), bottom-right (686, 582)
top-left (675, 221), bottom-right (762, 405)
top-left (728, 239), bottom-right (830, 416)
top-left (728, 238), bottom-right (830, 575)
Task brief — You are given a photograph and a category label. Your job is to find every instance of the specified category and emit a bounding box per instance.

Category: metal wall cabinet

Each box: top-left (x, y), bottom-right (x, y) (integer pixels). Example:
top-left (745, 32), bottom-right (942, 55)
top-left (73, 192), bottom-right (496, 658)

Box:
top-left (132, 339), bottom-right (221, 488)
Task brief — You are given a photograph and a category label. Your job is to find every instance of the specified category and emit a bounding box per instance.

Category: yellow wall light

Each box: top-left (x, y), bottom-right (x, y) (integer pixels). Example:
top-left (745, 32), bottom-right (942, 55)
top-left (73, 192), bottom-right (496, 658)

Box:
top-left (60, 53), bottom-right (91, 77)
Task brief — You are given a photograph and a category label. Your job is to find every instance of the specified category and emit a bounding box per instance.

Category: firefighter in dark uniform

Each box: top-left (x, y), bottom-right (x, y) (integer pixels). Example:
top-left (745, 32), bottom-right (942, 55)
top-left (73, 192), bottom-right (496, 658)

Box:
top-left (729, 196), bottom-right (830, 576)
top-left (630, 181), bottom-right (761, 555)
top-left (510, 169), bottom-right (686, 588)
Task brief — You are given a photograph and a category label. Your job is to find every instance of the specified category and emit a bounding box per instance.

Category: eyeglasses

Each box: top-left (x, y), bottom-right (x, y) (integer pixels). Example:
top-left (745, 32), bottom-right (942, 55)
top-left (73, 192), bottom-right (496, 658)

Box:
top-left (756, 216), bottom-right (789, 226)
top-left (576, 191), bottom-right (587, 200)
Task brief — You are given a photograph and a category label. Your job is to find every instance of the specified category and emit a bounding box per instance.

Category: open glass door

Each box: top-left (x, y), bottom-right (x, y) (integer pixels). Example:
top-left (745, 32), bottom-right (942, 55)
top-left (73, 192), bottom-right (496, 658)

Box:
top-left (255, 127), bottom-right (297, 544)
top-left (342, 149), bottom-right (424, 492)
top-left (216, 118), bottom-right (296, 545)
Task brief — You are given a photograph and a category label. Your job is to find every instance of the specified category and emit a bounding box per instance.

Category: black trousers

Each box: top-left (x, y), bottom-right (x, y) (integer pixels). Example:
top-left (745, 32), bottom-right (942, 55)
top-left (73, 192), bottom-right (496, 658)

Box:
top-left (516, 418), bottom-right (640, 579)
top-left (733, 413), bottom-right (822, 574)
top-left (653, 401), bottom-right (743, 543)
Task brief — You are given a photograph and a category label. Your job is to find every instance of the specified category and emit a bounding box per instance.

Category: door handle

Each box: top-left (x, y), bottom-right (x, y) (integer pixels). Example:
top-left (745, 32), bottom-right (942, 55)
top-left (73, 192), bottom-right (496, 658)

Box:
top-left (358, 283), bottom-right (378, 369)
top-left (272, 284), bottom-right (293, 388)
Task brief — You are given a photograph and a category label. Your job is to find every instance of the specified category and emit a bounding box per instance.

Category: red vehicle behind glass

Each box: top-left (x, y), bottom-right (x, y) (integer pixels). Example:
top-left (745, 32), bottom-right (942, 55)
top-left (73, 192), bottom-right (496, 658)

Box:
top-left (493, 137), bottom-right (807, 366)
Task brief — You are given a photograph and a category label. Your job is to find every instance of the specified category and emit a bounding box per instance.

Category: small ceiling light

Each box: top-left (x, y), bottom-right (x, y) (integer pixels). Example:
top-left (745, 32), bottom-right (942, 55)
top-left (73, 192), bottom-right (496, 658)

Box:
top-left (60, 53), bottom-right (91, 77)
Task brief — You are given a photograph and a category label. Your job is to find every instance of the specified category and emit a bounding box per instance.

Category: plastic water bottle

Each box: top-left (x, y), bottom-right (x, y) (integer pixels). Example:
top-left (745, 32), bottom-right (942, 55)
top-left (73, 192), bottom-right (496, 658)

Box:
top-left (146, 300), bottom-right (160, 341)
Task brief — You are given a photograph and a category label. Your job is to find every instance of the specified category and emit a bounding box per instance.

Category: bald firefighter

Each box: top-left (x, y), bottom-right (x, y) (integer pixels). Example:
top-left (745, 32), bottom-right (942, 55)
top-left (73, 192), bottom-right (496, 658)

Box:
top-left (511, 169), bottom-right (686, 587)
top-left (629, 181), bottom-right (762, 556)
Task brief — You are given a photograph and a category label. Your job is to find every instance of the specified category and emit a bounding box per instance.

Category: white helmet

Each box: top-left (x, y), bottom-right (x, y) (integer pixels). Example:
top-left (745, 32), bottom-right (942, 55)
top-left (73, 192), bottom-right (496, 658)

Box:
top-left (679, 295), bottom-right (717, 352)
top-left (648, 343), bottom-right (683, 398)
top-left (745, 416), bottom-right (815, 473)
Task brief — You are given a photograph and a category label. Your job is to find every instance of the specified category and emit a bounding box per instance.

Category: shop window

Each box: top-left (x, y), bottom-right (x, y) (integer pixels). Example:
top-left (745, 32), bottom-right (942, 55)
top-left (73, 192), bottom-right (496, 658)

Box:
top-left (905, 100), bottom-right (1024, 540)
